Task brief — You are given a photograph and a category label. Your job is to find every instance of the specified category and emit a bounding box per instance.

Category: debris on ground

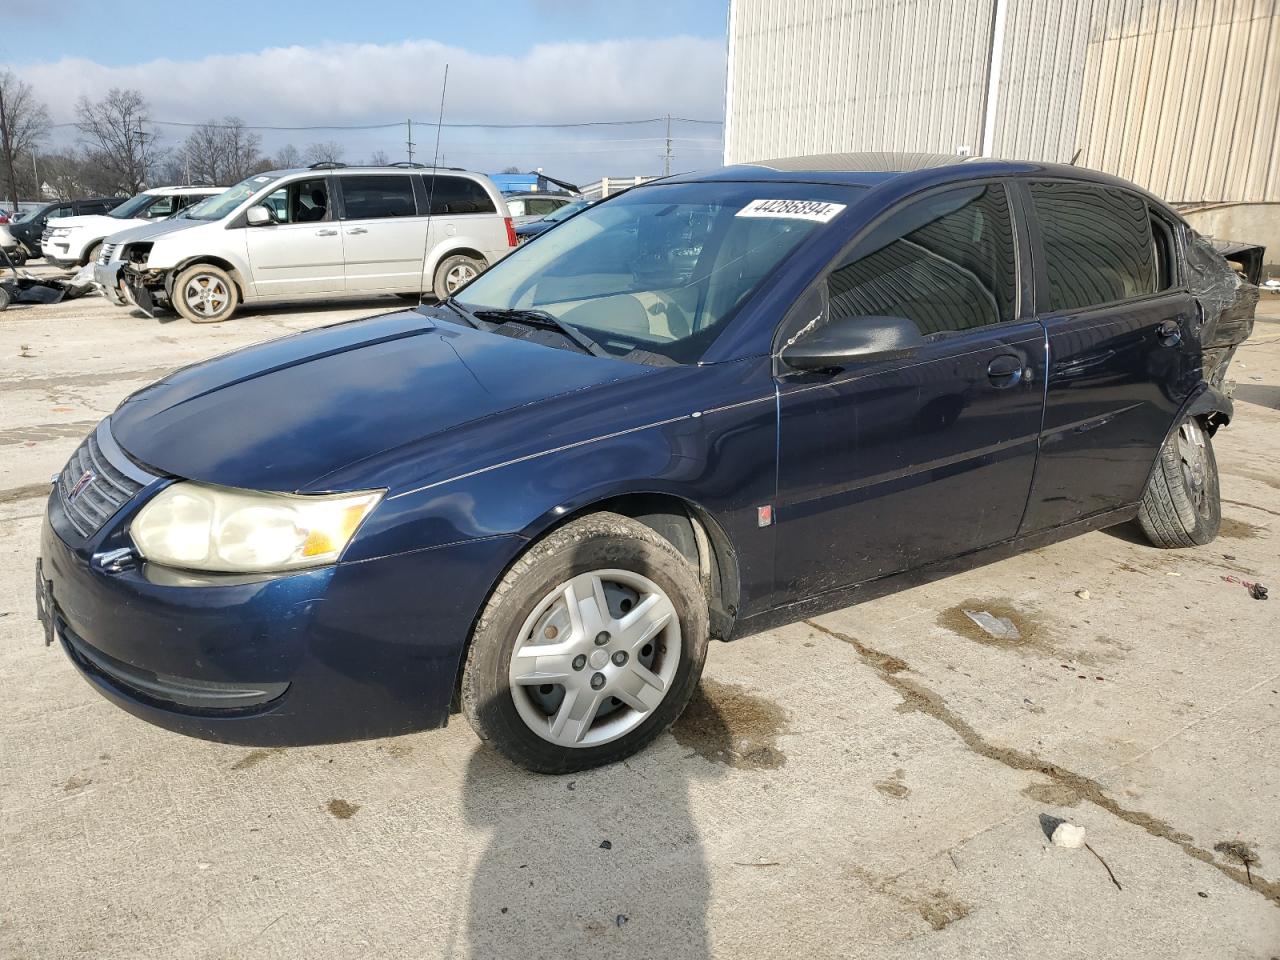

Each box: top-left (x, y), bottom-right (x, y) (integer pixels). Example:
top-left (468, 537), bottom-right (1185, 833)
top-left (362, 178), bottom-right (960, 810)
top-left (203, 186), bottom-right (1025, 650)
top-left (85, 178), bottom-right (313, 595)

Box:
top-left (1051, 821), bottom-right (1086, 848)
top-left (1214, 840), bottom-right (1260, 885)
top-left (1222, 575), bottom-right (1269, 600)
top-left (599, 840), bottom-right (612, 850)
top-left (962, 609), bottom-right (1020, 641)
top-left (1075, 589), bottom-right (1091, 600)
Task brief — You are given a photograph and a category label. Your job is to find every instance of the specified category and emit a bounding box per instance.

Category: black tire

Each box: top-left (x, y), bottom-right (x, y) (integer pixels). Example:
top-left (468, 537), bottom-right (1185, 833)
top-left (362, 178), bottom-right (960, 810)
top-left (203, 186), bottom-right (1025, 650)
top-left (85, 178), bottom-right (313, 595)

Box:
top-left (1138, 416), bottom-right (1221, 548)
top-left (0, 286), bottom-right (10, 312)
top-left (7, 248), bottom-right (26, 267)
top-left (432, 253), bottom-right (484, 300)
top-left (83, 241), bottom-right (103, 267)
top-left (461, 512), bottom-right (709, 774)
top-left (171, 263), bottom-right (239, 324)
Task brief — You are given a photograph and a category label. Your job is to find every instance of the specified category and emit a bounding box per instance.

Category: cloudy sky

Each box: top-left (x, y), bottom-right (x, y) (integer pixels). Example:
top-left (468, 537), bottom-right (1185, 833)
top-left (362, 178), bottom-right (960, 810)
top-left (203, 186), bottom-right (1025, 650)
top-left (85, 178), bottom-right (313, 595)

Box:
top-left (12, 0), bottom-right (729, 183)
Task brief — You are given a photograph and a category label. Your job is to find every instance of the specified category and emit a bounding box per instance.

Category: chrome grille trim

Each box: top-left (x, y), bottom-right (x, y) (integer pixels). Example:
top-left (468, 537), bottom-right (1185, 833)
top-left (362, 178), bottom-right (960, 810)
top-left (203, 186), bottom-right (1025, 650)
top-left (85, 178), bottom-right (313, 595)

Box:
top-left (98, 242), bottom-right (117, 265)
top-left (57, 421), bottom-right (155, 538)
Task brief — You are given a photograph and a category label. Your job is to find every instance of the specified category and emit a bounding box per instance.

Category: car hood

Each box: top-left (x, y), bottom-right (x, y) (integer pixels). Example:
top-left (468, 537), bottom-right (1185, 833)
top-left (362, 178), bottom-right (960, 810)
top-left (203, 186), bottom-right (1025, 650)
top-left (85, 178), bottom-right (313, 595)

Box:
top-left (105, 217), bottom-right (199, 247)
top-left (110, 309), bottom-right (653, 492)
top-left (52, 213), bottom-right (145, 236)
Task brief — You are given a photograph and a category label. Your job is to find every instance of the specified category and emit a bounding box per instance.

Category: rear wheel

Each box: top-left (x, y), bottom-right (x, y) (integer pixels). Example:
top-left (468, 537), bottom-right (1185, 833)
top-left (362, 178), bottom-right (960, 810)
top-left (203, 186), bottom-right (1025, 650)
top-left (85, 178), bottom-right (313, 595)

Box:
top-left (172, 264), bottom-right (239, 324)
top-left (1138, 416), bottom-right (1221, 548)
top-left (432, 254), bottom-right (484, 300)
top-left (462, 512), bottom-right (709, 774)
top-left (0, 286), bottom-right (10, 311)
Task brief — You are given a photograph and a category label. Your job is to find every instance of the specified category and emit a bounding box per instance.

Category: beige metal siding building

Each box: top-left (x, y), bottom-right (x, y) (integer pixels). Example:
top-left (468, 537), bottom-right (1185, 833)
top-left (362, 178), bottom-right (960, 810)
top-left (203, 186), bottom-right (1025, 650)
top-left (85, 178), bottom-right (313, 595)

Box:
top-left (725, 0), bottom-right (1280, 259)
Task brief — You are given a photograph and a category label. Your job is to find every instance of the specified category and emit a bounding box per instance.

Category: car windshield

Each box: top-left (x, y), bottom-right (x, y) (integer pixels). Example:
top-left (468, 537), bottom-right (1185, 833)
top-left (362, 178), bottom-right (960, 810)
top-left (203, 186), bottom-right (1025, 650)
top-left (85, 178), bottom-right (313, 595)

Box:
top-left (545, 199), bottom-right (588, 222)
top-left (457, 182), bottom-right (859, 364)
top-left (108, 194), bottom-right (157, 219)
top-left (186, 174), bottom-right (280, 221)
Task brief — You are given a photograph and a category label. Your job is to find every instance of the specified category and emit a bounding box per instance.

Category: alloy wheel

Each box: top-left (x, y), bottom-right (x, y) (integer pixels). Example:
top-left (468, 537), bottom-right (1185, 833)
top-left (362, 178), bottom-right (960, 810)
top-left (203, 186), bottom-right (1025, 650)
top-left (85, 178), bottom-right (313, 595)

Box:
top-left (1176, 419), bottom-right (1209, 515)
top-left (508, 569), bottom-right (681, 748)
top-left (184, 274), bottom-right (230, 317)
top-left (444, 263), bottom-right (476, 294)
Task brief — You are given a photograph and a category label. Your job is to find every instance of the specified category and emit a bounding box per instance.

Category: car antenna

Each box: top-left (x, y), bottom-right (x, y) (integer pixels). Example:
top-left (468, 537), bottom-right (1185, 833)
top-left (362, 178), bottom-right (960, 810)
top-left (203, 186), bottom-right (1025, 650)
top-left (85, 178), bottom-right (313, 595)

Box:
top-left (417, 63), bottom-right (449, 306)
top-left (1068, 147), bottom-right (1082, 165)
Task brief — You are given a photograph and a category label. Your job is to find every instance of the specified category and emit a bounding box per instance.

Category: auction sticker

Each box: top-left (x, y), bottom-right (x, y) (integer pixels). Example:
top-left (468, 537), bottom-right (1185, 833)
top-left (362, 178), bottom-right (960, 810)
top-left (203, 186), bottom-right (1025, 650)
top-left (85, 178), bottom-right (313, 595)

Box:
top-left (736, 199), bottom-right (846, 223)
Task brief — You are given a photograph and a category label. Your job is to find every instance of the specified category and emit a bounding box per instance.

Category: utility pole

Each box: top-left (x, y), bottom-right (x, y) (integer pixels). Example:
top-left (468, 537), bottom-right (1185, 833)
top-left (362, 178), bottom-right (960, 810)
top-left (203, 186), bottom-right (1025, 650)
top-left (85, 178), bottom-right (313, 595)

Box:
top-left (32, 151), bottom-right (38, 197)
top-left (663, 113), bottom-right (672, 176)
top-left (406, 119), bottom-right (415, 164)
top-left (134, 124), bottom-right (149, 189)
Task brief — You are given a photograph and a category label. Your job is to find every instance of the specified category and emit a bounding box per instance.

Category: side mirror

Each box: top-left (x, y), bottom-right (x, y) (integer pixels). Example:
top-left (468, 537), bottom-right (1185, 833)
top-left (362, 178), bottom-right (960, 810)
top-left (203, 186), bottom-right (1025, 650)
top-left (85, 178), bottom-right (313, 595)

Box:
top-left (246, 205), bottom-right (273, 226)
top-left (782, 315), bottom-right (926, 371)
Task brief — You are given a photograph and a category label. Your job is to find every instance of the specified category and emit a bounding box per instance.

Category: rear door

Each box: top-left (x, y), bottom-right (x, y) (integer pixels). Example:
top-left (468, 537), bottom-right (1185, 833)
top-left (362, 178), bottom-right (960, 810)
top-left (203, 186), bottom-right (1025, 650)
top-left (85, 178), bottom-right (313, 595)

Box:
top-left (336, 174), bottom-right (424, 292)
top-left (1016, 180), bottom-right (1199, 533)
top-left (773, 181), bottom-right (1045, 602)
top-left (417, 174), bottom-right (505, 282)
top-left (244, 176), bottom-right (345, 297)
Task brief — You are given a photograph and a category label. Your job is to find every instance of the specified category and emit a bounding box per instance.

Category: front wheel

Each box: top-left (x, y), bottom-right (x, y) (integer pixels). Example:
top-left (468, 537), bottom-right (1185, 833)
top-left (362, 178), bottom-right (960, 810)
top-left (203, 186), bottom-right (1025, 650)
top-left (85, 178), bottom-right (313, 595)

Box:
top-left (83, 241), bottom-right (103, 267)
top-left (1138, 416), bottom-right (1221, 548)
top-left (172, 264), bottom-right (239, 324)
top-left (461, 513), bottom-right (709, 774)
top-left (432, 253), bottom-right (484, 300)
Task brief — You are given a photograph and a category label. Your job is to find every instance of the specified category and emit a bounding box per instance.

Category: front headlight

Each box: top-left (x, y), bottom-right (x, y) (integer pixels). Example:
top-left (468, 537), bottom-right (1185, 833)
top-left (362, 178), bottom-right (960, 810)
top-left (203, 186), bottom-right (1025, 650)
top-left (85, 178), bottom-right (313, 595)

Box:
top-left (131, 482), bottom-right (384, 573)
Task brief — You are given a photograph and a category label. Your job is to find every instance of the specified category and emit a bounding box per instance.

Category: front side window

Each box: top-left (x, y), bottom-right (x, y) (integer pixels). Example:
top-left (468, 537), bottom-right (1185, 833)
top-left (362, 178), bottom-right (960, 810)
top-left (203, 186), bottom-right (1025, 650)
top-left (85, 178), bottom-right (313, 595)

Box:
top-left (47, 205), bottom-right (73, 220)
top-left (823, 183), bottom-right (1017, 336)
top-left (458, 182), bottom-right (856, 364)
top-left (142, 195), bottom-right (178, 219)
top-left (259, 179), bottom-right (330, 223)
top-left (1029, 181), bottom-right (1157, 311)
top-left (340, 175), bottom-right (416, 219)
top-left (421, 176), bottom-right (496, 215)
top-left (526, 198), bottom-right (561, 217)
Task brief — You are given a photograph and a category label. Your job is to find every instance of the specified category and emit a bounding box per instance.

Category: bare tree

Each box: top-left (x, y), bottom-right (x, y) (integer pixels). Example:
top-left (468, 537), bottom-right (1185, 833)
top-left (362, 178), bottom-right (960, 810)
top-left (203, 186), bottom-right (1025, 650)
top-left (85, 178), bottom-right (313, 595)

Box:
top-left (76, 88), bottom-right (155, 193)
top-left (180, 116), bottom-right (265, 185)
top-left (0, 70), bottom-right (50, 211)
top-left (273, 143), bottom-right (304, 169)
top-left (369, 149), bottom-right (390, 166)
top-left (304, 141), bottom-right (344, 165)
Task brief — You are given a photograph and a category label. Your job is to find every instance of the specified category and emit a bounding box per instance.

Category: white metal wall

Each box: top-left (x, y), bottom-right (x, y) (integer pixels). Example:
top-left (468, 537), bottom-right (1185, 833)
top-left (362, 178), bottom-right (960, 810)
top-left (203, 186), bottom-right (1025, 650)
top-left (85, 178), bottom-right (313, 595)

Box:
top-left (725, 0), bottom-right (1280, 204)
top-left (724, 0), bottom-right (999, 163)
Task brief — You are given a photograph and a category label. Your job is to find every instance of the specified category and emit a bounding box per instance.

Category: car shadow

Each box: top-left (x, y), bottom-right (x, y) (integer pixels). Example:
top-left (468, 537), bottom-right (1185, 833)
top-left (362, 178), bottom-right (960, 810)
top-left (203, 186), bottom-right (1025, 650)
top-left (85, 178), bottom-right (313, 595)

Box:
top-left (1232, 383), bottom-right (1280, 411)
top-left (460, 528), bottom-right (726, 959)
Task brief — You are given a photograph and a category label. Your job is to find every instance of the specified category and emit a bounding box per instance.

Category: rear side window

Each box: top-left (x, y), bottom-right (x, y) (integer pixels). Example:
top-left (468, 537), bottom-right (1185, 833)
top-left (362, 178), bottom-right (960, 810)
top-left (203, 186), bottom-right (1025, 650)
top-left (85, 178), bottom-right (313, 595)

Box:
top-left (421, 175), bottom-right (496, 215)
top-left (1029, 182), bottom-right (1158, 311)
top-left (825, 183), bottom-right (1017, 335)
top-left (340, 175), bottom-right (417, 219)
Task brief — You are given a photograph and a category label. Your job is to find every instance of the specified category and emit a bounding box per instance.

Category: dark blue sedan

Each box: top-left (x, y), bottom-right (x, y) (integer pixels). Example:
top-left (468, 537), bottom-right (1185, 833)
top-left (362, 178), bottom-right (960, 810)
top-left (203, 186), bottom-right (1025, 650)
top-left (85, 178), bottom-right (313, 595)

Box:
top-left (37, 153), bottom-right (1252, 773)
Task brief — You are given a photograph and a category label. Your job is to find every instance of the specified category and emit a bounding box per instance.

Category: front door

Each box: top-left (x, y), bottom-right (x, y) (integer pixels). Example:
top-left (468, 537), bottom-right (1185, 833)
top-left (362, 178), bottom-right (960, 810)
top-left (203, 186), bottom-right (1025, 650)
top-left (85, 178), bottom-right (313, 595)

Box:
top-left (1016, 180), bottom-right (1200, 532)
top-left (245, 176), bottom-right (344, 297)
top-left (336, 174), bottom-right (426, 293)
top-left (774, 182), bottom-right (1045, 604)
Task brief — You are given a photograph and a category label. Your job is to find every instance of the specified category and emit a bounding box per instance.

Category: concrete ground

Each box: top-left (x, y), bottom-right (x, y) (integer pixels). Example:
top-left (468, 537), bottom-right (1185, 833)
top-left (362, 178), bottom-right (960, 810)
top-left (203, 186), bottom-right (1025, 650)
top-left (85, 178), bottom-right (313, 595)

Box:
top-left (1, 268), bottom-right (1277, 959)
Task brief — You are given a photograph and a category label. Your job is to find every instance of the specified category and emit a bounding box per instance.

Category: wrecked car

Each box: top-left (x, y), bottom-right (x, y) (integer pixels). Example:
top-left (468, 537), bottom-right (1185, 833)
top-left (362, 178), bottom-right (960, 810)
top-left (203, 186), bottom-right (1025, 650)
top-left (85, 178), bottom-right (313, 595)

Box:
top-left (36, 154), bottom-right (1258, 773)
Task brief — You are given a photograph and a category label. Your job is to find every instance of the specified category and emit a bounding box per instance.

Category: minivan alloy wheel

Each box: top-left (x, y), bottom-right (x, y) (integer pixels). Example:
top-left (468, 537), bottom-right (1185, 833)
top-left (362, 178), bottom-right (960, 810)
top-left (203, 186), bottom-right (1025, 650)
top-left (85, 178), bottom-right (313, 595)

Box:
top-left (183, 273), bottom-right (230, 318)
top-left (509, 568), bottom-right (681, 748)
top-left (444, 262), bottom-right (477, 293)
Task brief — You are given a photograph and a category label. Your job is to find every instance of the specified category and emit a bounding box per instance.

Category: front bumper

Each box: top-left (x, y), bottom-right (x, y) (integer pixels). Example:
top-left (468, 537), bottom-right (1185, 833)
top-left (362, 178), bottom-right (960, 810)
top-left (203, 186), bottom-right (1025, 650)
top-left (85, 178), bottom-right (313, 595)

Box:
top-left (94, 262), bottom-right (130, 306)
top-left (42, 241), bottom-right (78, 268)
top-left (40, 488), bottom-right (521, 746)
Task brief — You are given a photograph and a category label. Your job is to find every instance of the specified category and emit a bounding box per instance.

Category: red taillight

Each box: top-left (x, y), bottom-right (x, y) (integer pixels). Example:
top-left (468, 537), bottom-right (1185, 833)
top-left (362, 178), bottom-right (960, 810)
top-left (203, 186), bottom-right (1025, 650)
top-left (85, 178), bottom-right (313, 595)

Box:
top-left (504, 216), bottom-right (517, 247)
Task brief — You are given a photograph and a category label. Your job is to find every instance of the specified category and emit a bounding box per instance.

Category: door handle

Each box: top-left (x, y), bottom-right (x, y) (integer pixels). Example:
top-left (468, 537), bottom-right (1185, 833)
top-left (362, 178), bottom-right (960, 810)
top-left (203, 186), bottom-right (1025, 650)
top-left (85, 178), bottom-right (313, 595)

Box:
top-left (315, 228), bottom-right (337, 236)
top-left (347, 227), bottom-right (368, 235)
top-left (986, 354), bottom-right (1025, 388)
top-left (1157, 319), bottom-right (1182, 347)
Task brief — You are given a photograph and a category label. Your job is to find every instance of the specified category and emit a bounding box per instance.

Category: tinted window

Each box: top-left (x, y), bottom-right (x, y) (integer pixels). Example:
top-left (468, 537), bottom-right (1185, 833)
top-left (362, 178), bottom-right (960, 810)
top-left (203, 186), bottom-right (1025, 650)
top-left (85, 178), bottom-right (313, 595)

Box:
top-left (526, 198), bottom-right (561, 217)
top-left (1030, 182), bottom-right (1157, 311)
top-left (825, 183), bottom-right (1017, 335)
top-left (80, 200), bottom-right (114, 214)
top-left (421, 175), bottom-right (496, 215)
top-left (340, 175), bottom-right (417, 219)
top-left (142, 195), bottom-right (178, 219)
top-left (260, 178), bottom-right (330, 223)
top-left (46, 205), bottom-right (73, 219)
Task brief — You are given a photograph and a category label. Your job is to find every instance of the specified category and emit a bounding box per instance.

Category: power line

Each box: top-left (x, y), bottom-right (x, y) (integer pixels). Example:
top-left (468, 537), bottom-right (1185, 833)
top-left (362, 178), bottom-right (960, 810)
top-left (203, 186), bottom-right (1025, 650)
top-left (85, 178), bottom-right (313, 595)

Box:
top-left (48, 115), bottom-right (724, 132)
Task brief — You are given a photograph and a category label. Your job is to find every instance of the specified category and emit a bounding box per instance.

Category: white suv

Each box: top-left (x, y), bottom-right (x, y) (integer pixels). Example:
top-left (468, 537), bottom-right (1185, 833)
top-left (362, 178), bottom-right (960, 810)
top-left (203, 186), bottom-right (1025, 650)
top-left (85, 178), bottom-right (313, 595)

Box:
top-left (42, 186), bottom-right (225, 268)
top-left (96, 164), bottom-right (516, 323)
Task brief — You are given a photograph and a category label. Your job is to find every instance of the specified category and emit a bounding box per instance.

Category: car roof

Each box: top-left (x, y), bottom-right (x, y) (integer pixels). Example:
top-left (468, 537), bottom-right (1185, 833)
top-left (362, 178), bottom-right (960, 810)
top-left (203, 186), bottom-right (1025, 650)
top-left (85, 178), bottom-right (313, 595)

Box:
top-left (657, 151), bottom-right (1164, 200)
top-left (505, 191), bottom-right (575, 200)
top-left (143, 185), bottom-right (226, 195)
top-left (270, 165), bottom-right (487, 179)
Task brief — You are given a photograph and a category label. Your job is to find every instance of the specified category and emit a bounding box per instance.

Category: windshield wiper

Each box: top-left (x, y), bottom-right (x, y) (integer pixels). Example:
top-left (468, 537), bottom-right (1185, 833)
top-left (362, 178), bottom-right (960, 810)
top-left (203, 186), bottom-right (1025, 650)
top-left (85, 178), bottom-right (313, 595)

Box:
top-left (473, 307), bottom-right (609, 358)
top-left (439, 297), bottom-right (481, 329)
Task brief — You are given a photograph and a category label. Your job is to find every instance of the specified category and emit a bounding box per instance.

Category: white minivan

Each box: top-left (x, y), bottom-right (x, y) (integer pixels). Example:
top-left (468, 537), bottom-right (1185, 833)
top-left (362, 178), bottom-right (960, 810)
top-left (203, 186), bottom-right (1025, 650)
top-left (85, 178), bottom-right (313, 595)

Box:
top-left (96, 164), bottom-right (516, 323)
